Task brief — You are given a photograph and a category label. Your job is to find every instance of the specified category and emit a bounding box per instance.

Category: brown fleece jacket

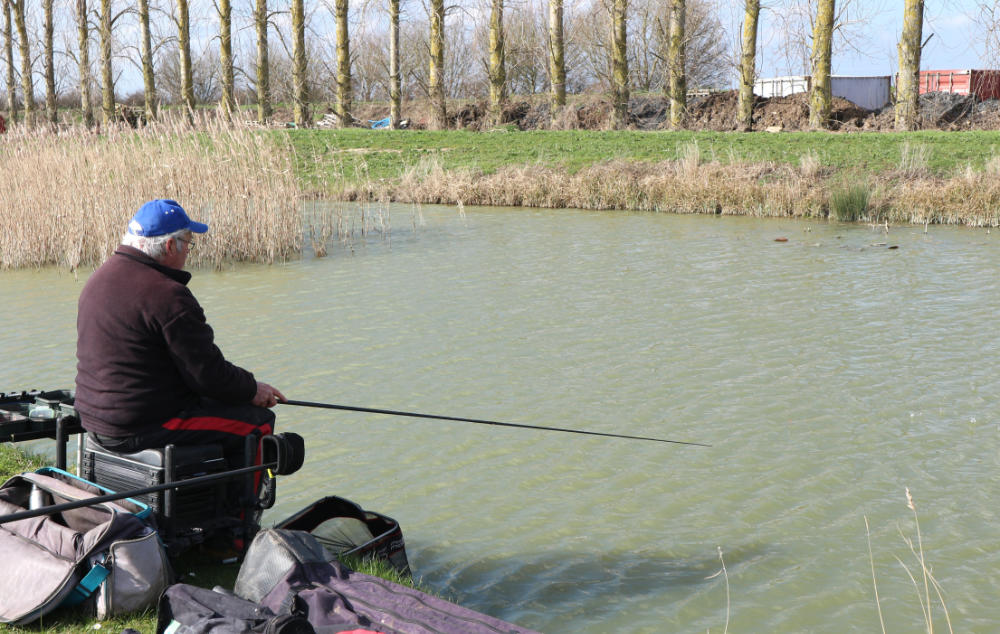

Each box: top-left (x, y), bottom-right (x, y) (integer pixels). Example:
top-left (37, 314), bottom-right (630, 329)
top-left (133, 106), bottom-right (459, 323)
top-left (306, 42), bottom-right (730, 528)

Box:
top-left (75, 245), bottom-right (257, 437)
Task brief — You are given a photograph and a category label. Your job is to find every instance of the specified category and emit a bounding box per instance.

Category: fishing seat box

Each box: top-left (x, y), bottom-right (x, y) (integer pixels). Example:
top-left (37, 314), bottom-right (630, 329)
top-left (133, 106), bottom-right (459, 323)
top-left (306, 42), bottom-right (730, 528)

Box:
top-left (80, 435), bottom-right (258, 556)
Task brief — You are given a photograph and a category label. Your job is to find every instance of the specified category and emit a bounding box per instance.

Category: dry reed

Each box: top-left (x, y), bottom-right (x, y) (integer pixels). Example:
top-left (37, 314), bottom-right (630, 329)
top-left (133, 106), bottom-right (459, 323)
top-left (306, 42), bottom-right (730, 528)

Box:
top-left (798, 150), bottom-right (822, 180)
top-left (377, 154), bottom-right (1000, 228)
top-left (898, 141), bottom-right (931, 179)
top-left (706, 546), bottom-right (730, 634)
top-left (389, 157), bottom-right (827, 218)
top-left (0, 116), bottom-right (301, 270)
top-left (869, 489), bottom-right (954, 634)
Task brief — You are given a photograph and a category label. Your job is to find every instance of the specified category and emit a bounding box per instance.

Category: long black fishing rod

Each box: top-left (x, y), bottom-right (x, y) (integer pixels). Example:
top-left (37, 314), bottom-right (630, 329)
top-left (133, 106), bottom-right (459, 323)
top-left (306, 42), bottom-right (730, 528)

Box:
top-left (0, 462), bottom-right (274, 525)
top-left (282, 399), bottom-right (710, 447)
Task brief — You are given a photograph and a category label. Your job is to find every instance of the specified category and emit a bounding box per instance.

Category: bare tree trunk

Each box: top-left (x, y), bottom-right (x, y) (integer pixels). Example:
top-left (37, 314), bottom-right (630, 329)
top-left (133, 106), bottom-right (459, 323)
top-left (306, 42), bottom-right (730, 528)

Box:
top-left (291, 0), bottom-right (308, 127)
top-left (11, 0), bottom-right (33, 127)
top-left (389, 0), bottom-right (400, 127)
top-left (76, 0), bottom-right (92, 127)
top-left (177, 0), bottom-right (195, 122)
top-left (335, 0), bottom-right (352, 127)
top-left (100, 0), bottom-right (114, 126)
top-left (43, 0), bottom-right (56, 125)
top-left (139, 0), bottom-right (157, 122)
top-left (487, 0), bottom-right (506, 127)
top-left (896, 0), bottom-right (923, 131)
top-left (547, 0), bottom-right (566, 119)
top-left (3, 0), bottom-right (18, 124)
top-left (808, 0), bottom-right (834, 129)
top-left (428, 0), bottom-right (446, 129)
top-left (219, 0), bottom-right (235, 118)
top-left (737, 0), bottom-right (759, 131)
top-left (667, 0), bottom-right (686, 128)
top-left (610, 0), bottom-right (629, 129)
top-left (255, 0), bottom-right (271, 122)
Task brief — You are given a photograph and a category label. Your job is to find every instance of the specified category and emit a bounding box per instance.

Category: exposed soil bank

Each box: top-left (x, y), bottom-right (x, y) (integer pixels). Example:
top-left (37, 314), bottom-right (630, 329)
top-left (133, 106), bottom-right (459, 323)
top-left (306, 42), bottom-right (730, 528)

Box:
top-left (339, 91), bottom-right (1000, 132)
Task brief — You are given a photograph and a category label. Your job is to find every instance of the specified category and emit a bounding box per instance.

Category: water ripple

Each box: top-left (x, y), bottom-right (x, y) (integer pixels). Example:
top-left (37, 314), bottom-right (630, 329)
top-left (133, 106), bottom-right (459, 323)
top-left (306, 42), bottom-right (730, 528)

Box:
top-left (3, 208), bottom-right (999, 631)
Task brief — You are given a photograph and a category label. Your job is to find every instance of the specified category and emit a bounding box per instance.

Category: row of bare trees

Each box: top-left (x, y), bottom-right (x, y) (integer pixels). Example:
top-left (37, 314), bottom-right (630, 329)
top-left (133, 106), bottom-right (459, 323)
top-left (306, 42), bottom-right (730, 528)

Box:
top-left (0, 0), bottom-right (729, 130)
top-left (0, 0), bottom-right (927, 131)
top-left (737, 0), bottom-right (925, 131)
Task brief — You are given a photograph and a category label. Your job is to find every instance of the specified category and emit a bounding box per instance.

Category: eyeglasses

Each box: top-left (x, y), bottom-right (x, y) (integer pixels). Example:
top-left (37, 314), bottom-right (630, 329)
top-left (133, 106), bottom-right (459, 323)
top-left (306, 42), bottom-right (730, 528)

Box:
top-left (176, 236), bottom-right (195, 251)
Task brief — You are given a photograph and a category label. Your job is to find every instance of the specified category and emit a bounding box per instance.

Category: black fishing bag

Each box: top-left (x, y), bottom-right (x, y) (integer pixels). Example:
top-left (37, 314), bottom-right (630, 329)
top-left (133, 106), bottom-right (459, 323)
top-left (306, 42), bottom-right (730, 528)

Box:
top-left (155, 583), bottom-right (317, 634)
top-left (275, 496), bottom-right (409, 576)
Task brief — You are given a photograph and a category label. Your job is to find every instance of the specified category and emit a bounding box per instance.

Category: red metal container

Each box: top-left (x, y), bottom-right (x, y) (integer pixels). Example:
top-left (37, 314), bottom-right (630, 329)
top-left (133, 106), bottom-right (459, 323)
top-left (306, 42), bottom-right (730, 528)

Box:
top-left (918, 69), bottom-right (1000, 100)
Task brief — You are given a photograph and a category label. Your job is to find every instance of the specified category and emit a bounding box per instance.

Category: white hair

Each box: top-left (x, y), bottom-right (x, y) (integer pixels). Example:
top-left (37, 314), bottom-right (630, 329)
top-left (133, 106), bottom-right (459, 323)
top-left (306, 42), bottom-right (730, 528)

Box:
top-left (121, 228), bottom-right (190, 260)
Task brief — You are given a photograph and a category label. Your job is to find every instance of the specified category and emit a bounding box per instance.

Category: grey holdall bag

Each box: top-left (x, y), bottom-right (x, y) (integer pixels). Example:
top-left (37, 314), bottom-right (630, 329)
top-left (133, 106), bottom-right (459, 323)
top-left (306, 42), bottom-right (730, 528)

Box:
top-left (0, 468), bottom-right (171, 625)
top-left (234, 529), bottom-right (540, 634)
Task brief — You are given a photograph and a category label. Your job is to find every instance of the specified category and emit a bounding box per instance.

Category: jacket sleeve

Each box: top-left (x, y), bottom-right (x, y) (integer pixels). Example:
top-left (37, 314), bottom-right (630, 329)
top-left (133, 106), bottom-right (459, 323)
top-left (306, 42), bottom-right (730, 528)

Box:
top-left (159, 291), bottom-right (258, 404)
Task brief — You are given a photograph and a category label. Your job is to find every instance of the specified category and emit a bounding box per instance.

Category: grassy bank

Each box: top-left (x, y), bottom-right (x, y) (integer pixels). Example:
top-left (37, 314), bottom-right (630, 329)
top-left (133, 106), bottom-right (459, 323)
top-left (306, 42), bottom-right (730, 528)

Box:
top-left (4, 124), bottom-right (1000, 270)
top-left (288, 128), bottom-right (1000, 183)
top-left (290, 128), bottom-right (1000, 227)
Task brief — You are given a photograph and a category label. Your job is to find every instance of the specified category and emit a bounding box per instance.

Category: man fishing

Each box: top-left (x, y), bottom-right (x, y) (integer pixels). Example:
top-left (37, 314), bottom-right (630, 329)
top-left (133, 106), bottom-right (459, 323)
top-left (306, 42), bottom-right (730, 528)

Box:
top-left (75, 198), bottom-right (285, 465)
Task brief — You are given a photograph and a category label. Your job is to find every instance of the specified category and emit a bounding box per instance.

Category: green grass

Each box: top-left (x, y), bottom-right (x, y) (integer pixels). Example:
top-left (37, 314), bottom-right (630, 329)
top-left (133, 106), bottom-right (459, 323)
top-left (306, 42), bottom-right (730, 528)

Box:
top-left (0, 444), bottom-right (48, 477)
top-left (281, 127), bottom-right (1000, 191)
top-left (830, 182), bottom-right (872, 222)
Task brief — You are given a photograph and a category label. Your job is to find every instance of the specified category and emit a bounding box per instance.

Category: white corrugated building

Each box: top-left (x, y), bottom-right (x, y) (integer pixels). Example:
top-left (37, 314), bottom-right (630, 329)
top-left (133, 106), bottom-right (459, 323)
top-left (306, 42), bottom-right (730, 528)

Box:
top-left (753, 75), bottom-right (891, 111)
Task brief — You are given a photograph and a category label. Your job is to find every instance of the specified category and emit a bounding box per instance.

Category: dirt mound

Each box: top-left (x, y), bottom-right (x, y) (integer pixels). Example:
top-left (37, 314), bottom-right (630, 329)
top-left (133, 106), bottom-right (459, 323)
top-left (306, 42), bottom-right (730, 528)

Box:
top-left (682, 90), bottom-right (871, 131)
top-left (311, 90), bottom-right (1000, 132)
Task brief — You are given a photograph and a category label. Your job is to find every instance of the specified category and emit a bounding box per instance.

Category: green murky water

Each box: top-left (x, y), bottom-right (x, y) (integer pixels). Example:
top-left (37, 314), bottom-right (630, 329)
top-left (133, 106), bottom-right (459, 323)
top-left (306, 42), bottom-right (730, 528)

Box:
top-left (2, 204), bottom-right (998, 632)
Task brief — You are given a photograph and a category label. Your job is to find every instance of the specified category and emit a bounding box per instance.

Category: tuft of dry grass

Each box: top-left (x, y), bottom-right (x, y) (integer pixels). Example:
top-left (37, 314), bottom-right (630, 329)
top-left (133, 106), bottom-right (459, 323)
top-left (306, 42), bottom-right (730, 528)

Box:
top-left (0, 117), bottom-right (301, 270)
top-left (677, 141), bottom-right (701, 180)
top-left (798, 150), bottom-right (822, 179)
top-left (898, 141), bottom-right (931, 179)
top-left (868, 489), bottom-right (954, 634)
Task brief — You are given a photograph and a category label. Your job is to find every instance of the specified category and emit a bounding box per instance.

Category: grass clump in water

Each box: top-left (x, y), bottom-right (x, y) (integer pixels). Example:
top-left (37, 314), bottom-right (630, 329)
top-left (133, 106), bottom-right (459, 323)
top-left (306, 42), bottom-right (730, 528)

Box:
top-left (830, 182), bottom-right (871, 222)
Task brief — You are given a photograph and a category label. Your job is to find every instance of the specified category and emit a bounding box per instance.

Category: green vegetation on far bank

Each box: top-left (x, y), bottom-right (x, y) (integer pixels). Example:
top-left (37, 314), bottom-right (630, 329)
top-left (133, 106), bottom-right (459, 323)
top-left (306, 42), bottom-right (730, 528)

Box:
top-left (284, 127), bottom-right (1000, 190)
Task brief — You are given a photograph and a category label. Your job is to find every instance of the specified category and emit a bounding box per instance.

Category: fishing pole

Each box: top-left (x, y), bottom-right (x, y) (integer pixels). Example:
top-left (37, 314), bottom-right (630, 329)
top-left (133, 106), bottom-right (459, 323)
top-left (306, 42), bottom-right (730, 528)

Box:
top-left (282, 399), bottom-right (710, 447)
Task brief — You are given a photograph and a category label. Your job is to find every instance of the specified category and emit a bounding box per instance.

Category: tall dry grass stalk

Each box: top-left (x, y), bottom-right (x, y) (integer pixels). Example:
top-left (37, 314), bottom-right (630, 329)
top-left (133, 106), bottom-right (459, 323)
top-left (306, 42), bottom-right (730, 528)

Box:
top-left (705, 546), bottom-right (731, 634)
top-left (869, 489), bottom-right (953, 634)
top-left (0, 117), bottom-right (301, 270)
top-left (678, 141), bottom-right (701, 179)
top-left (866, 515), bottom-right (887, 634)
top-left (894, 488), bottom-right (953, 634)
top-left (985, 154), bottom-right (1000, 176)
top-left (898, 141), bottom-right (930, 178)
top-left (798, 150), bottom-right (822, 179)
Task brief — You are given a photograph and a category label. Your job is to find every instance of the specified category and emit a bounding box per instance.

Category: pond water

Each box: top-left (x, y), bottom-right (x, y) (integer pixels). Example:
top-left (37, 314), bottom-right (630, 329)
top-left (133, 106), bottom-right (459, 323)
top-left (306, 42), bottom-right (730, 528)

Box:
top-left (2, 204), bottom-right (999, 632)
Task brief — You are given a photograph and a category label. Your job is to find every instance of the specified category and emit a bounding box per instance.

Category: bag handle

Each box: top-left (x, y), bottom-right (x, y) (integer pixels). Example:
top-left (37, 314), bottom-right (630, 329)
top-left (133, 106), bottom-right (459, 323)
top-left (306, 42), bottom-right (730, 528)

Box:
top-left (62, 562), bottom-right (110, 606)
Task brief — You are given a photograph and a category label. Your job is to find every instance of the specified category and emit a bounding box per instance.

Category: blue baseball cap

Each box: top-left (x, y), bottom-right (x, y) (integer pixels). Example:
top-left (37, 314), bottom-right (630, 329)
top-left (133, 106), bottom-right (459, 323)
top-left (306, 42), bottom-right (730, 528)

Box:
top-left (127, 199), bottom-right (209, 237)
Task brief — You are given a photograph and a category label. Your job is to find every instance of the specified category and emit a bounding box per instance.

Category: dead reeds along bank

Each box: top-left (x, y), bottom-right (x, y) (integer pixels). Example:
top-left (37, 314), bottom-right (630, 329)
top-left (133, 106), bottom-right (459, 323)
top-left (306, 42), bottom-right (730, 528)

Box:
top-left (375, 153), bottom-right (1000, 229)
top-left (0, 119), bottom-right (302, 270)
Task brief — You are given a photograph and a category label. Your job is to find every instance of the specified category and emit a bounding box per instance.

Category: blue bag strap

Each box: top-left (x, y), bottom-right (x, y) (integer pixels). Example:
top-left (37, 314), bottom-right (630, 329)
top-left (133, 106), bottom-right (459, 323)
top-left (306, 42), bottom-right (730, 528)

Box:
top-left (62, 562), bottom-right (110, 606)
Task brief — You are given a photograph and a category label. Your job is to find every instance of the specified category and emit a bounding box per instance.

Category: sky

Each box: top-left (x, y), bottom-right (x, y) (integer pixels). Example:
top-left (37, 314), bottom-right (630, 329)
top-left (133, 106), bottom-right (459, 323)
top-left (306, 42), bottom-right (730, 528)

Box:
top-left (722, 0), bottom-right (998, 81)
top-left (6, 0), bottom-right (994, 97)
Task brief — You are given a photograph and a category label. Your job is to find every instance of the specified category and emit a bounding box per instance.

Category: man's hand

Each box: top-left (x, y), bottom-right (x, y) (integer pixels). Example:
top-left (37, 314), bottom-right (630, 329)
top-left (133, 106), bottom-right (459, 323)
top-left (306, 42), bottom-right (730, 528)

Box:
top-left (252, 381), bottom-right (286, 408)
